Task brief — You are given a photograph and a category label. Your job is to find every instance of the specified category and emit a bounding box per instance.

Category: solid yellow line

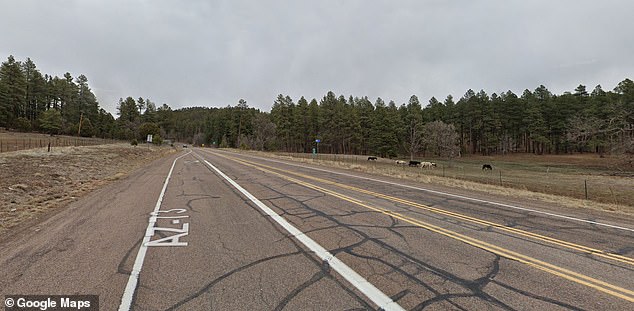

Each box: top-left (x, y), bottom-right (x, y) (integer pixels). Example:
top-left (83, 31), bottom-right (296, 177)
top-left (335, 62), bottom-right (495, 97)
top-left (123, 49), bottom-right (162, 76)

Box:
top-left (221, 153), bottom-right (634, 267)
top-left (208, 151), bottom-right (634, 302)
top-left (357, 187), bottom-right (634, 266)
top-left (296, 173), bottom-right (634, 266)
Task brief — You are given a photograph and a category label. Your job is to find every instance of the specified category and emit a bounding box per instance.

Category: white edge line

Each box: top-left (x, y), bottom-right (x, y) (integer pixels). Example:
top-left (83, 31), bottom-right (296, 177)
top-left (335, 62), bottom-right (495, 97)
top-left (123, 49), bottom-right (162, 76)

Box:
top-left (118, 150), bottom-right (192, 311)
top-left (208, 149), bottom-right (634, 233)
top-left (198, 155), bottom-right (405, 311)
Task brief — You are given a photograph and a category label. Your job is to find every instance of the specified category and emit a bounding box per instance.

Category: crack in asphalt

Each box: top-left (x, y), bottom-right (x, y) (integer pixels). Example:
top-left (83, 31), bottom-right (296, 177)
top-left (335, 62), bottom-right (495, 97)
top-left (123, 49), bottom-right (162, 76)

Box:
top-left (253, 178), bottom-right (513, 309)
top-left (149, 159), bottom-right (374, 310)
top-left (489, 279), bottom-right (585, 311)
top-left (384, 196), bottom-right (634, 274)
top-left (616, 246), bottom-right (634, 255)
top-left (169, 154), bottom-right (632, 310)
top-left (390, 289), bottom-right (410, 302)
top-left (182, 196), bottom-right (218, 213)
top-left (163, 251), bottom-right (303, 310)
top-left (274, 262), bottom-right (330, 311)
top-left (233, 166), bottom-right (592, 310)
top-left (117, 237), bottom-right (142, 275)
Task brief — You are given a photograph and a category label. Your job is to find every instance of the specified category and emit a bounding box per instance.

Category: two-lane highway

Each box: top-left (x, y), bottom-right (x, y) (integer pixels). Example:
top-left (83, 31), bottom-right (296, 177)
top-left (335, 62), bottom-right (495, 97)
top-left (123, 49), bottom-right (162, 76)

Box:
top-left (194, 149), bottom-right (634, 310)
top-left (1, 148), bottom-right (633, 310)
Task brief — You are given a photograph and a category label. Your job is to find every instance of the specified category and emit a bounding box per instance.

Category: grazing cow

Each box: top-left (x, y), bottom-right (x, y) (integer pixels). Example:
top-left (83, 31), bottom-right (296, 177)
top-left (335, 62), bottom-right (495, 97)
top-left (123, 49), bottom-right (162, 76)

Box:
top-left (409, 160), bottom-right (421, 167)
top-left (421, 161), bottom-right (437, 169)
top-left (367, 156), bottom-right (377, 161)
top-left (395, 160), bottom-right (407, 165)
top-left (482, 164), bottom-right (493, 170)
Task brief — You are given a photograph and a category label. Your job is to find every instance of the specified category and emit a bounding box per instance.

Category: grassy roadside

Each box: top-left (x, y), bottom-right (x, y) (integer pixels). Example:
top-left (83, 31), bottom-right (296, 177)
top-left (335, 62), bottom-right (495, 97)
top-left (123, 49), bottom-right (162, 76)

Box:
top-left (225, 149), bottom-right (634, 216)
top-left (0, 144), bottom-right (177, 236)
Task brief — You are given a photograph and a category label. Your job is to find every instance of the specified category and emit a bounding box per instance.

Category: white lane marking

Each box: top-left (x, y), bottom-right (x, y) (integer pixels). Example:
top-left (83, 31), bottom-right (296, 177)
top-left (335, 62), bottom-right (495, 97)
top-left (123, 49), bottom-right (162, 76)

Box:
top-left (207, 149), bottom-right (634, 233)
top-left (118, 150), bottom-right (192, 311)
top-left (198, 156), bottom-right (405, 311)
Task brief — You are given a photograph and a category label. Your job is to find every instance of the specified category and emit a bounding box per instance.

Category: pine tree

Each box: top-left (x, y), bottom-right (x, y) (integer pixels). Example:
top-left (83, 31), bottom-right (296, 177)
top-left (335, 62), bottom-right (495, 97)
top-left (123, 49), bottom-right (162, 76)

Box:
top-left (403, 95), bottom-right (424, 160)
top-left (38, 109), bottom-right (63, 134)
top-left (296, 96), bottom-right (310, 152)
top-left (0, 55), bottom-right (26, 127)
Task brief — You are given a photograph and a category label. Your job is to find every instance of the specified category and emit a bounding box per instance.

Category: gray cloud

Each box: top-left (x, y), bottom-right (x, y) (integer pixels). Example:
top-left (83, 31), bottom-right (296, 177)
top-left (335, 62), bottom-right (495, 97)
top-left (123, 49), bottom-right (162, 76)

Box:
top-left (2, 0), bottom-right (633, 114)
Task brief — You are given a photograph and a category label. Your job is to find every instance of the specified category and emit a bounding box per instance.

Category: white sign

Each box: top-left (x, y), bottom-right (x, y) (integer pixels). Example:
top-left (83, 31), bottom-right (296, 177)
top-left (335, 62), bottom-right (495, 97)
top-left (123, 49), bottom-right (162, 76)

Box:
top-left (146, 134), bottom-right (153, 143)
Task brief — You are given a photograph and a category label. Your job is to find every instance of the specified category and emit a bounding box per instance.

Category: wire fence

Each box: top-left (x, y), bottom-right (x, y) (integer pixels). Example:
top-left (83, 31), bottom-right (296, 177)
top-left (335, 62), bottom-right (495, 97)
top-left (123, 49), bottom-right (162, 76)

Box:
top-left (273, 152), bottom-right (634, 207)
top-left (0, 136), bottom-right (120, 153)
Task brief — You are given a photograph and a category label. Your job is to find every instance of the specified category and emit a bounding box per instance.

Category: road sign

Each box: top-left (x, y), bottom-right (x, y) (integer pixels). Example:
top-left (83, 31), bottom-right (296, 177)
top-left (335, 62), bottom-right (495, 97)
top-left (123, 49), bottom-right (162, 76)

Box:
top-left (147, 134), bottom-right (153, 143)
top-left (315, 139), bottom-right (321, 143)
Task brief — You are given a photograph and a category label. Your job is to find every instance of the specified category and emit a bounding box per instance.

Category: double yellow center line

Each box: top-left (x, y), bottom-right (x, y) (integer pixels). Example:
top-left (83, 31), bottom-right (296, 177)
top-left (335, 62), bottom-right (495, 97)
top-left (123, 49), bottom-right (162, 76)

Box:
top-left (209, 151), bottom-right (634, 302)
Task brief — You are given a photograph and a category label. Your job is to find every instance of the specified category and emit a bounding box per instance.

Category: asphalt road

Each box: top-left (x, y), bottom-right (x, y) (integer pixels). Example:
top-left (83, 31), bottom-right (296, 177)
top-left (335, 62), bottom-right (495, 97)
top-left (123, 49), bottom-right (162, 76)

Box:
top-left (1, 148), bottom-right (633, 310)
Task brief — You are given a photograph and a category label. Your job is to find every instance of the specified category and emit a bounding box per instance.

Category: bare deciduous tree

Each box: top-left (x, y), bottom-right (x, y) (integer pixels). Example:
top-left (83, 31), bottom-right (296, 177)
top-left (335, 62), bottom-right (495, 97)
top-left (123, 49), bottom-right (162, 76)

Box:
top-left (252, 113), bottom-right (276, 151)
top-left (422, 121), bottom-right (459, 159)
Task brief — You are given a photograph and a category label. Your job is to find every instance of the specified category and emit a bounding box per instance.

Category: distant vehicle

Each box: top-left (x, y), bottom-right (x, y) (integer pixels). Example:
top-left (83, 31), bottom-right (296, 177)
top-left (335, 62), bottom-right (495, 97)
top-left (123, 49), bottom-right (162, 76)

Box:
top-left (183, 144), bottom-right (188, 148)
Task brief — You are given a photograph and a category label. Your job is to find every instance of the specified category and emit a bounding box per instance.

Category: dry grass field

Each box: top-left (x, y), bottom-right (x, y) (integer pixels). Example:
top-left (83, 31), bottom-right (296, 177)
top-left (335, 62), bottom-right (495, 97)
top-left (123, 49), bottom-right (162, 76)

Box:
top-left (0, 130), bottom-right (118, 153)
top-left (241, 150), bottom-right (634, 212)
top-left (0, 143), bottom-right (176, 237)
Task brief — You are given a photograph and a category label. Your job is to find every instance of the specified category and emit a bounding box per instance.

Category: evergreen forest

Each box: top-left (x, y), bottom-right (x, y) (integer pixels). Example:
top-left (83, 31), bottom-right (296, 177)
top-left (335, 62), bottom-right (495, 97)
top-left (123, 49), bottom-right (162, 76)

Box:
top-left (1, 56), bottom-right (632, 158)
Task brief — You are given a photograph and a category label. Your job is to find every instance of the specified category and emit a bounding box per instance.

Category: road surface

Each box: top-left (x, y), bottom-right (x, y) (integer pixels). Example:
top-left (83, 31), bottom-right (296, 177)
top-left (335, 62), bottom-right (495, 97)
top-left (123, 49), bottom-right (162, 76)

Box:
top-left (1, 148), bottom-right (633, 310)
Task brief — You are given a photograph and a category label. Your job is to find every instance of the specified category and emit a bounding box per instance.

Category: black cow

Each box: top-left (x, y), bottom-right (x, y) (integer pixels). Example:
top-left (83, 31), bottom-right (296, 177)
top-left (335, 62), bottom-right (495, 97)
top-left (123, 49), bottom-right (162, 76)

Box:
top-left (367, 156), bottom-right (377, 161)
top-left (482, 164), bottom-right (493, 170)
top-left (409, 160), bottom-right (421, 167)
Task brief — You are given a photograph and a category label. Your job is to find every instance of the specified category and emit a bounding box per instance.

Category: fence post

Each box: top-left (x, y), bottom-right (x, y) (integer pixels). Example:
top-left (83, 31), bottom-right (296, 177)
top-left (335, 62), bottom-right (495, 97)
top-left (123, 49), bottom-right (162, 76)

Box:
top-left (584, 179), bottom-right (588, 200)
top-left (443, 165), bottom-right (445, 177)
top-left (499, 171), bottom-right (502, 186)
top-left (609, 187), bottom-right (618, 205)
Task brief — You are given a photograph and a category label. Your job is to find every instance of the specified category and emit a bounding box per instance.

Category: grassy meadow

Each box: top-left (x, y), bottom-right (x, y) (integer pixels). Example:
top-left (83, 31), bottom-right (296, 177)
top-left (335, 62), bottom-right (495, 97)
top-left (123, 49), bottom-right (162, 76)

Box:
top-left (263, 151), bottom-right (634, 210)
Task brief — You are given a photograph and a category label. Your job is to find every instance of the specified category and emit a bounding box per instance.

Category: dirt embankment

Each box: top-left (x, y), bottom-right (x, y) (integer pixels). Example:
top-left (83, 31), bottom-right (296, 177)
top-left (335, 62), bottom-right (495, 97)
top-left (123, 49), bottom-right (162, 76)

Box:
top-left (0, 144), bottom-right (176, 236)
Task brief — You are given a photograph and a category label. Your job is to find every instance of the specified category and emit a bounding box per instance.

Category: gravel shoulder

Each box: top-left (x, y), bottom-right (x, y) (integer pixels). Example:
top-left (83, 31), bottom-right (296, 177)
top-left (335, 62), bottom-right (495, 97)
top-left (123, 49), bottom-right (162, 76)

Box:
top-left (0, 143), bottom-right (177, 238)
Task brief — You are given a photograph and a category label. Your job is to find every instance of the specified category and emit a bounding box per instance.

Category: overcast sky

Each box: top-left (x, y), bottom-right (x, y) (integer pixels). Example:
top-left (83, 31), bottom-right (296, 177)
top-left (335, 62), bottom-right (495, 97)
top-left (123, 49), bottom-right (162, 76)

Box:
top-left (2, 0), bottom-right (633, 115)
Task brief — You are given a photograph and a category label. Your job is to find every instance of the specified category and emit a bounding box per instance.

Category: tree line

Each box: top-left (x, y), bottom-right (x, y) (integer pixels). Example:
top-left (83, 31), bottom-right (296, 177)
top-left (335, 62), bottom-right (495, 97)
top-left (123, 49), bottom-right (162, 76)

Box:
top-left (1, 55), bottom-right (632, 158)
top-left (0, 55), bottom-right (171, 144)
top-left (166, 81), bottom-right (633, 159)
